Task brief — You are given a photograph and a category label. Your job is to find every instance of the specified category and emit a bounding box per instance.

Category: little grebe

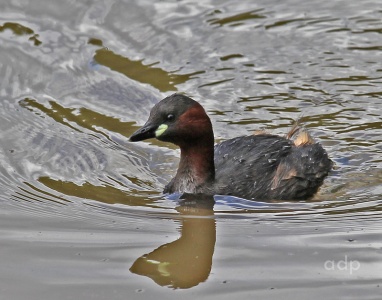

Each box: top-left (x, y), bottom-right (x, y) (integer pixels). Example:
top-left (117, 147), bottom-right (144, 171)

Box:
top-left (130, 94), bottom-right (332, 200)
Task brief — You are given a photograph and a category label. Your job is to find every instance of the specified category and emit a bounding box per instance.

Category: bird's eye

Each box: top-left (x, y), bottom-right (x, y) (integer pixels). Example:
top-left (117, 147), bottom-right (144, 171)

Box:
top-left (166, 114), bottom-right (175, 121)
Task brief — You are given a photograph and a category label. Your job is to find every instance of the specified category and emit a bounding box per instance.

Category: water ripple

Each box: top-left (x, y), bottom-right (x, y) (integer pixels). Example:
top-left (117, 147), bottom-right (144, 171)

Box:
top-left (0, 0), bottom-right (381, 242)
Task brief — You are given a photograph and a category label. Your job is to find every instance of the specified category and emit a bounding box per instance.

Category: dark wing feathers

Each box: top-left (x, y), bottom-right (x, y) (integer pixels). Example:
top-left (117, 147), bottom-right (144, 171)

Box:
top-left (213, 134), bottom-right (332, 200)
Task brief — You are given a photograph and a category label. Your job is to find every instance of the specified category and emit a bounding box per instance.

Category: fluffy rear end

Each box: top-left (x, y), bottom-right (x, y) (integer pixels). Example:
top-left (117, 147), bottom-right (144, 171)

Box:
top-left (270, 140), bottom-right (333, 200)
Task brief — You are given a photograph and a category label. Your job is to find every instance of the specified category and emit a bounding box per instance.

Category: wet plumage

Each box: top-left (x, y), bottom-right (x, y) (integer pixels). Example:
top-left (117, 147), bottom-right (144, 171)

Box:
top-left (130, 94), bottom-right (332, 200)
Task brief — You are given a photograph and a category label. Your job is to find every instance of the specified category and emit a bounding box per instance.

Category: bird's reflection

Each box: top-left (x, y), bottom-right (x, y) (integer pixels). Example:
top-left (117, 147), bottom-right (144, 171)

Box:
top-left (130, 194), bottom-right (216, 289)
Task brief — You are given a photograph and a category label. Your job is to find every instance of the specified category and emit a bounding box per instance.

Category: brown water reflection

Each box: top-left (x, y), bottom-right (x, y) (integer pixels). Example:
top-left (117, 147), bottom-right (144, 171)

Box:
top-left (0, 22), bottom-right (41, 46)
top-left (131, 198), bottom-right (216, 289)
top-left (38, 177), bottom-right (160, 206)
top-left (93, 47), bottom-right (205, 92)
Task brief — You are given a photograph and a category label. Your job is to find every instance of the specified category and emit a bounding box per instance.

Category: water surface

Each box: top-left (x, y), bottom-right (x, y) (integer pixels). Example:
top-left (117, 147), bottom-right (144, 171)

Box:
top-left (0, 0), bottom-right (381, 299)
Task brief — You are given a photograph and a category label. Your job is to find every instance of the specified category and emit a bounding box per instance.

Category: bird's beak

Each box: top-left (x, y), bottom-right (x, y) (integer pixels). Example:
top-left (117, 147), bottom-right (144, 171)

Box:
top-left (129, 122), bottom-right (157, 142)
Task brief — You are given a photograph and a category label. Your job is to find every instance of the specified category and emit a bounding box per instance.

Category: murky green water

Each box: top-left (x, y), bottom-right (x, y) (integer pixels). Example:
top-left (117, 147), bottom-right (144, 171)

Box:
top-left (0, 0), bottom-right (381, 299)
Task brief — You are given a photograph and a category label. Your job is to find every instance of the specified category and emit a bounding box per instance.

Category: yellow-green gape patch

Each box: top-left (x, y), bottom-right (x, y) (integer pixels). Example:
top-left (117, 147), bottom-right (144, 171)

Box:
top-left (155, 124), bottom-right (168, 137)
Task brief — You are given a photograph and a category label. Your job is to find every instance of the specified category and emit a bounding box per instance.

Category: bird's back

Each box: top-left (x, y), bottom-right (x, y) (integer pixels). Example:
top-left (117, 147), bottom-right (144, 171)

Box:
top-left (213, 134), bottom-right (332, 200)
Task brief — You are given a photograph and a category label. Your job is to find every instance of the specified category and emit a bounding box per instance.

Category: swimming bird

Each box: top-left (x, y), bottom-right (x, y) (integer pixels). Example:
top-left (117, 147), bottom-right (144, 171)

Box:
top-left (130, 94), bottom-right (332, 200)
